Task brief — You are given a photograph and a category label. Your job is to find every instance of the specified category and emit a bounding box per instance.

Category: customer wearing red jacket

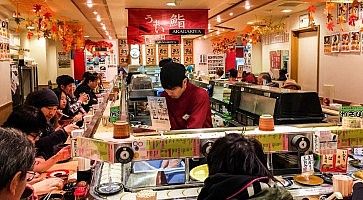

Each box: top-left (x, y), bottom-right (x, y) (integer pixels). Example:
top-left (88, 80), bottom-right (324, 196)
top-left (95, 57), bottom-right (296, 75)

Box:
top-left (160, 61), bottom-right (212, 130)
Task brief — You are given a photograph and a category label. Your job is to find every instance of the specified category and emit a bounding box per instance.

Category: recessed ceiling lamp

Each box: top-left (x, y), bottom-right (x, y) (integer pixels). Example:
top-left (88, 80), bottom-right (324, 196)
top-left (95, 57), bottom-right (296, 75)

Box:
top-left (281, 9), bottom-right (292, 13)
top-left (100, 22), bottom-right (104, 26)
top-left (245, 2), bottom-right (251, 10)
top-left (96, 15), bottom-right (101, 22)
top-left (166, 2), bottom-right (177, 6)
top-left (86, 0), bottom-right (93, 8)
top-left (102, 26), bottom-right (106, 30)
top-left (216, 15), bottom-right (221, 23)
top-left (229, 12), bottom-right (234, 16)
top-left (93, 11), bottom-right (98, 15)
top-left (203, 35), bottom-right (207, 39)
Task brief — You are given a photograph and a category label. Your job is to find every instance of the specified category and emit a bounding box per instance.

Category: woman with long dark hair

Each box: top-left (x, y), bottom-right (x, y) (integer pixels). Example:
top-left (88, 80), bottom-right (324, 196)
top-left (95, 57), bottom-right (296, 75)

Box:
top-left (198, 133), bottom-right (292, 200)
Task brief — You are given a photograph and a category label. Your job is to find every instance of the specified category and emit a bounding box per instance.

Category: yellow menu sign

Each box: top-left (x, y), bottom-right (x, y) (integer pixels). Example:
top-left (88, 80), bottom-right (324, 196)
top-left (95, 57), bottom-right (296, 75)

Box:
top-left (333, 129), bottom-right (363, 148)
top-left (248, 134), bottom-right (287, 152)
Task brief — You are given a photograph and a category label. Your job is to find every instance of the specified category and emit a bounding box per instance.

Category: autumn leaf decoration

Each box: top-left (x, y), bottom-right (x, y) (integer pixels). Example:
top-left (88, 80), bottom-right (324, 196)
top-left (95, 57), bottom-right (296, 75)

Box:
top-left (349, 0), bottom-right (359, 26)
top-left (325, 2), bottom-right (335, 31)
top-left (307, 4), bottom-right (316, 26)
top-left (33, 4), bottom-right (42, 14)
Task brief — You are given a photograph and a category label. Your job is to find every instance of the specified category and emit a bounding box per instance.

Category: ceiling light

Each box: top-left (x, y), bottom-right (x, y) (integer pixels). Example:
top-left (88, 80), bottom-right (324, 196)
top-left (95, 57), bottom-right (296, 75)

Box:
top-left (100, 22), bottom-right (104, 26)
top-left (27, 26), bottom-right (35, 30)
top-left (86, 0), bottom-right (93, 8)
top-left (245, 2), bottom-right (251, 10)
top-left (247, 21), bottom-right (254, 25)
top-left (281, 9), bottom-right (292, 13)
top-left (229, 12), bottom-right (234, 16)
top-left (84, 35), bottom-right (90, 38)
top-left (108, 36), bottom-right (112, 40)
top-left (216, 15), bottom-right (221, 23)
top-left (93, 11), bottom-right (98, 15)
top-left (203, 35), bottom-right (207, 39)
top-left (166, 2), bottom-right (177, 6)
top-left (102, 26), bottom-right (106, 30)
top-left (216, 30), bottom-right (220, 35)
top-left (96, 15), bottom-right (101, 22)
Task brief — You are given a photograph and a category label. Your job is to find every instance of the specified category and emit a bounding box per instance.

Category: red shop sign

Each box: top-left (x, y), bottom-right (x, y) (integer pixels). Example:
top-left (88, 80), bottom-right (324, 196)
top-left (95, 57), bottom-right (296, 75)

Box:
top-left (127, 9), bottom-right (208, 44)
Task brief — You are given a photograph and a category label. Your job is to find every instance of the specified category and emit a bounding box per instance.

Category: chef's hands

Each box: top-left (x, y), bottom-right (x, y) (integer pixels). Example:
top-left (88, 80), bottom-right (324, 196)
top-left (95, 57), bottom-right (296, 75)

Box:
top-left (32, 178), bottom-right (64, 196)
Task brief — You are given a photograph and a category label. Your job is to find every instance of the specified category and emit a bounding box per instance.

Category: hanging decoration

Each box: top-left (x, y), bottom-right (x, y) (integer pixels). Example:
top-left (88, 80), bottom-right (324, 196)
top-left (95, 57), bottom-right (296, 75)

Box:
top-left (337, 3), bottom-right (348, 31)
top-left (348, 0), bottom-right (359, 26)
top-left (307, 4), bottom-right (317, 26)
top-left (84, 40), bottom-right (114, 54)
top-left (325, 2), bottom-right (335, 31)
top-left (9, 0), bottom-right (85, 52)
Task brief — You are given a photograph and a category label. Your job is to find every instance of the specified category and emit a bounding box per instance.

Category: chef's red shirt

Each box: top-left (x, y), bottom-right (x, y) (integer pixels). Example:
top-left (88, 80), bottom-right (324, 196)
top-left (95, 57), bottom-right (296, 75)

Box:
top-left (161, 82), bottom-right (212, 130)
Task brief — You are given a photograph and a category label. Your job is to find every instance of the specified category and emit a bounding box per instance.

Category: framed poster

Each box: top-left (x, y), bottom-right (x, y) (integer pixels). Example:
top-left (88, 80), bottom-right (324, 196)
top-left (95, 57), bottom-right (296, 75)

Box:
top-left (58, 52), bottom-right (71, 68)
top-left (299, 14), bottom-right (310, 28)
top-left (350, 31), bottom-right (361, 52)
top-left (340, 32), bottom-right (350, 52)
top-left (324, 36), bottom-right (331, 54)
top-left (331, 33), bottom-right (340, 53)
top-left (158, 44), bottom-right (168, 62)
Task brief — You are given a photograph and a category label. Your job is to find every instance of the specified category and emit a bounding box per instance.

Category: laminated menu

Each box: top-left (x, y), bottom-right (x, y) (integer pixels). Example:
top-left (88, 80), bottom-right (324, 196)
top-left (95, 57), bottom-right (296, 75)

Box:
top-left (74, 137), bottom-right (115, 163)
top-left (132, 137), bottom-right (200, 160)
top-left (248, 133), bottom-right (287, 152)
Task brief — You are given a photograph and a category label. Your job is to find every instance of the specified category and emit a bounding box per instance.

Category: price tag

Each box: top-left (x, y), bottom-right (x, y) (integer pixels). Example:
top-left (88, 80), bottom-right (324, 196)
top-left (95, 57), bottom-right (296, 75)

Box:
top-left (301, 154), bottom-right (314, 173)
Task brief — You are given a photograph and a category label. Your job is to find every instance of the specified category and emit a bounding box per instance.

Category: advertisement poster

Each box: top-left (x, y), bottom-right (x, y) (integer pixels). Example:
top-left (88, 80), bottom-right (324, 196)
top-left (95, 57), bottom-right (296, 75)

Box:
top-left (324, 36), bottom-right (331, 54)
top-left (340, 32), bottom-right (350, 52)
top-left (331, 33), bottom-right (340, 53)
top-left (337, 3), bottom-right (348, 23)
top-left (350, 31), bottom-right (361, 52)
top-left (58, 52), bottom-right (71, 68)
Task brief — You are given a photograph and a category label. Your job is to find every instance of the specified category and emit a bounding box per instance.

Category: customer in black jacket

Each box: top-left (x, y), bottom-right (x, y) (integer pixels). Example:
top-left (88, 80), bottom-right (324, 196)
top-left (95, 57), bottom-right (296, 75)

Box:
top-left (25, 89), bottom-right (77, 159)
top-left (74, 72), bottom-right (99, 113)
top-left (198, 133), bottom-right (292, 200)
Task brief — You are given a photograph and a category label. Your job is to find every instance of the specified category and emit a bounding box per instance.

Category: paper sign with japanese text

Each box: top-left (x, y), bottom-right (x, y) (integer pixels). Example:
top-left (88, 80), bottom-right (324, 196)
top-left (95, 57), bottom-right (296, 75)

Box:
top-left (320, 153), bottom-right (335, 172)
top-left (249, 134), bottom-right (287, 153)
top-left (74, 137), bottom-right (115, 163)
top-left (301, 154), bottom-right (315, 173)
top-left (335, 149), bottom-right (348, 173)
top-left (147, 97), bottom-right (171, 131)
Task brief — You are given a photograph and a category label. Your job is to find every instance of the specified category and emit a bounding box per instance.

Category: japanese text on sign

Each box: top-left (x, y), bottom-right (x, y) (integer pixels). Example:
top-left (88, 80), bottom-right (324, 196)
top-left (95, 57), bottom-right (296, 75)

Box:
top-left (170, 14), bottom-right (185, 28)
top-left (340, 106), bottom-right (363, 118)
top-left (301, 154), bottom-right (314, 173)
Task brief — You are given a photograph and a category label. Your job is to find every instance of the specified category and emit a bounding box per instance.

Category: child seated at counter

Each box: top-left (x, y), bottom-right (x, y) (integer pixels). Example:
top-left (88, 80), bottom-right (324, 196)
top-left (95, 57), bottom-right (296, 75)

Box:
top-left (198, 133), bottom-right (293, 200)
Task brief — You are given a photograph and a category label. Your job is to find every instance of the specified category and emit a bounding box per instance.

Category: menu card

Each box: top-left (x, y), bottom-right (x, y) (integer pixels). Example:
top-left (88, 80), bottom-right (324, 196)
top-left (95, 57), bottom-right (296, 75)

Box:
top-left (74, 137), bottom-right (114, 162)
top-left (184, 39), bottom-right (193, 65)
top-left (249, 133), bottom-right (287, 152)
top-left (147, 97), bottom-right (171, 131)
top-left (146, 44), bottom-right (156, 65)
top-left (301, 154), bottom-right (314, 173)
top-left (333, 129), bottom-right (363, 148)
top-left (132, 137), bottom-right (200, 160)
top-left (171, 44), bottom-right (180, 63)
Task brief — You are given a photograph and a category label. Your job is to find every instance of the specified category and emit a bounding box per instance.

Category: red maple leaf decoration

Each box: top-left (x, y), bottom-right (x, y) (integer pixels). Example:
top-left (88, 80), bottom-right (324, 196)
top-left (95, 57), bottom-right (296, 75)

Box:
top-left (326, 21), bottom-right (335, 31)
top-left (33, 4), bottom-right (42, 13)
top-left (43, 12), bottom-right (52, 20)
top-left (349, 15), bottom-right (358, 26)
top-left (307, 5), bottom-right (317, 13)
top-left (352, 0), bottom-right (359, 8)
top-left (51, 24), bottom-right (57, 33)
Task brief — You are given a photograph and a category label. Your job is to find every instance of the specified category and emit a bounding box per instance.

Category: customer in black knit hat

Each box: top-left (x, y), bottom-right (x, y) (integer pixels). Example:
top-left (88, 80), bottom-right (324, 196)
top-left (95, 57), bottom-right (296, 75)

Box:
top-left (25, 89), bottom-right (77, 159)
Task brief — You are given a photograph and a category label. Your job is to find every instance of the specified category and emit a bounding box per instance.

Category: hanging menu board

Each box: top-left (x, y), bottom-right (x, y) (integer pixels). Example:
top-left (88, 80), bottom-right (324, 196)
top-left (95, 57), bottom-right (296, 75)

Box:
top-left (158, 44), bottom-right (168, 62)
top-left (146, 44), bottom-right (156, 65)
top-left (171, 44), bottom-right (181, 63)
top-left (184, 39), bottom-right (193, 65)
top-left (118, 39), bottom-right (129, 67)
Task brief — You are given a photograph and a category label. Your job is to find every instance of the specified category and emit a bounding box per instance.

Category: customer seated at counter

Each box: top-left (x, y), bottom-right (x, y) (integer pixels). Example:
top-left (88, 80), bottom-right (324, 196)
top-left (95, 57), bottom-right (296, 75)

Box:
top-left (0, 127), bottom-right (35, 200)
top-left (257, 72), bottom-right (272, 85)
top-left (281, 79), bottom-right (301, 90)
top-left (228, 68), bottom-right (238, 84)
top-left (54, 75), bottom-right (87, 121)
top-left (242, 71), bottom-right (257, 84)
top-left (3, 106), bottom-right (71, 172)
top-left (75, 72), bottom-right (99, 113)
top-left (25, 89), bottom-right (77, 159)
top-left (160, 60), bottom-right (212, 130)
top-left (198, 133), bottom-right (293, 200)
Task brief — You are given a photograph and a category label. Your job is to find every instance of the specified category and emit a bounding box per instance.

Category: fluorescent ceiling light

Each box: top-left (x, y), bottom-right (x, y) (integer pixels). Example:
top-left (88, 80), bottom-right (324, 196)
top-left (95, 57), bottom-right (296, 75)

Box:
top-left (216, 15), bottom-right (221, 23)
top-left (281, 9), bottom-right (292, 13)
top-left (86, 0), bottom-right (93, 8)
top-left (229, 12), bottom-right (233, 16)
top-left (245, 2), bottom-right (251, 10)
top-left (166, 2), bottom-right (176, 6)
top-left (96, 15), bottom-right (101, 22)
